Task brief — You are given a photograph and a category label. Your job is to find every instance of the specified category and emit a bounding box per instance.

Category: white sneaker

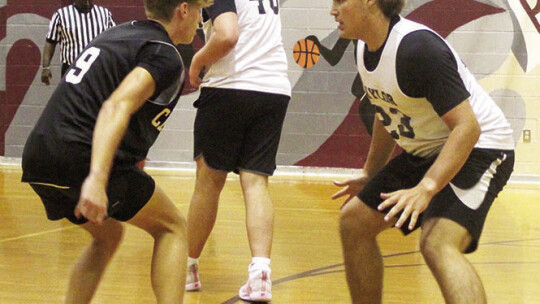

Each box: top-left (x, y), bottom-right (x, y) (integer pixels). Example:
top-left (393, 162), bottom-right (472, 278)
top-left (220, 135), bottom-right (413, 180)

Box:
top-left (238, 265), bottom-right (272, 302)
top-left (185, 264), bottom-right (201, 291)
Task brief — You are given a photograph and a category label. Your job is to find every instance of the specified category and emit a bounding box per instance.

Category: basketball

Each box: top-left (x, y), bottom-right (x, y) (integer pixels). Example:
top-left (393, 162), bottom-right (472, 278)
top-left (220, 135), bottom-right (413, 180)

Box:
top-left (293, 38), bottom-right (320, 68)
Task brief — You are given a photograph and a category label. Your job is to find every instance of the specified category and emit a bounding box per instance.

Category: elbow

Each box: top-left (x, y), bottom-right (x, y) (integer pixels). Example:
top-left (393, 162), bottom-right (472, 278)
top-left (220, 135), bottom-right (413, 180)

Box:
top-left (101, 99), bottom-right (131, 118)
top-left (222, 34), bottom-right (238, 52)
top-left (471, 119), bottom-right (481, 143)
top-left (100, 100), bottom-right (119, 117)
top-left (220, 27), bottom-right (238, 51)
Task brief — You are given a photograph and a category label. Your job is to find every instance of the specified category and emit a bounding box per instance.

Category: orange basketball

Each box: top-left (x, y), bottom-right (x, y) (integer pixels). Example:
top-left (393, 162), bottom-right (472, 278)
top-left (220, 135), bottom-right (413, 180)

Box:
top-left (293, 38), bottom-right (320, 69)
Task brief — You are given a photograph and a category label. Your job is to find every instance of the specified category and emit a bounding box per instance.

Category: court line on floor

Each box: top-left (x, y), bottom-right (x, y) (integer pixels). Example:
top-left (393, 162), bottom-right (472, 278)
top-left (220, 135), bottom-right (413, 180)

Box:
top-left (220, 237), bottom-right (540, 303)
top-left (0, 226), bottom-right (78, 243)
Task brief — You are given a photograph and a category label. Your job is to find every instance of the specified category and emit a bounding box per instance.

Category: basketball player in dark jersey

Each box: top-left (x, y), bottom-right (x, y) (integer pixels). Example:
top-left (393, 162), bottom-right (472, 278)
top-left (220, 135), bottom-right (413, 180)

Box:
top-left (21, 0), bottom-right (212, 302)
top-left (330, 0), bottom-right (514, 303)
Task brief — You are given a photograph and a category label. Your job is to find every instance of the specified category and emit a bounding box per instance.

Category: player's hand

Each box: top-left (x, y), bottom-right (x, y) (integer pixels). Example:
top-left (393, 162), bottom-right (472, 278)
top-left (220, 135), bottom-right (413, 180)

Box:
top-left (332, 174), bottom-right (369, 208)
top-left (189, 54), bottom-right (207, 88)
top-left (377, 184), bottom-right (434, 230)
top-left (75, 176), bottom-right (108, 225)
top-left (41, 69), bottom-right (52, 86)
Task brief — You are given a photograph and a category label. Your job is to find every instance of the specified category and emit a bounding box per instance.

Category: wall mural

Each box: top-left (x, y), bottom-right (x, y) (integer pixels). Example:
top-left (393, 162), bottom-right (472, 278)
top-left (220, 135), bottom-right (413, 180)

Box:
top-left (286, 0), bottom-right (530, 168)
top-left (0, 0), bottom-right (536, 172)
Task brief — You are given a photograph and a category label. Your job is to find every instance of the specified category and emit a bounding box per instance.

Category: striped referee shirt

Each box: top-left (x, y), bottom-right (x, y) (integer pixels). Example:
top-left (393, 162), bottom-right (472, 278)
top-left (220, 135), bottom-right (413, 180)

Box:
top-left (45, 5), bottom-right (115, 65)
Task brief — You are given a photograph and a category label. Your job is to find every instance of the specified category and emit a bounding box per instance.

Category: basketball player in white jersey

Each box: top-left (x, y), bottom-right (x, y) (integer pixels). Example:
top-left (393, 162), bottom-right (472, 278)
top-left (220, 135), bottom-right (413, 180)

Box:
top-left (330, 0), bottom-right (514, 303)
top-left (185, 0), bottom-right (290, 301)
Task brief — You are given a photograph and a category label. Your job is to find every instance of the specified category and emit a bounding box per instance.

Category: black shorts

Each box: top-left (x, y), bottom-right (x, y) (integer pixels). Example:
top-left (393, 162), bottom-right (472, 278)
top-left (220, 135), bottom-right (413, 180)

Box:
top-left (193, 87), bottom-right (290, 175)
top-left (28, 166), bottom-right (155, 225)
top-left (358, 148), bottom-right (514, 253)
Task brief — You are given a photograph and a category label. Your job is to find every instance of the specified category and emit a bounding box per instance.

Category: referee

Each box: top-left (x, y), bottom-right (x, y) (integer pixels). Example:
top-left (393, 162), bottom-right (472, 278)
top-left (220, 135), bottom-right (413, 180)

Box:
top-left (41, 0), bottom-right (115, 85)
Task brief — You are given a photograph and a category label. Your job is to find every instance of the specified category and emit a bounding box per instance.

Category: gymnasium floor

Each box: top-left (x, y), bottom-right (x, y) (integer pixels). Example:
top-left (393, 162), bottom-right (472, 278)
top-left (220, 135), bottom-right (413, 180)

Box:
top-left (1, 164), bottom-right (539, 303)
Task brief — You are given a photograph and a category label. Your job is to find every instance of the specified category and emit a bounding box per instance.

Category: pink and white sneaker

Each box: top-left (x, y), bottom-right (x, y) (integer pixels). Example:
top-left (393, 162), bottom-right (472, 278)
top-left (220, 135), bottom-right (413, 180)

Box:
top-left (238, 266), bottom-right (272, 302)
top-left (185, 264), bottom-right (201, 291)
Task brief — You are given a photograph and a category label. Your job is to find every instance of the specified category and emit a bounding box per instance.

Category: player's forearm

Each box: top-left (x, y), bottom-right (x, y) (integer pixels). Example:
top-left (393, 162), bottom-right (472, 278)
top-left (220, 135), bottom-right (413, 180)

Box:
top-left (420, 120), bottom-right (480, 195)
top-left (363, 118), bottom-right (396, 178)
top-left (196, 33), bottom-right (237, 68)
top-left (88, 101), bottom-right (131, 186)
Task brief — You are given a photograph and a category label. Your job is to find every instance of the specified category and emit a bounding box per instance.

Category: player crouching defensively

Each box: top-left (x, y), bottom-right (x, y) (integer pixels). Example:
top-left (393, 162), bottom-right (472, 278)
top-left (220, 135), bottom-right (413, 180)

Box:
top-left (331, 0), bottom-right (515, 304)
top-left (21, 0), bottom-right (212, 303)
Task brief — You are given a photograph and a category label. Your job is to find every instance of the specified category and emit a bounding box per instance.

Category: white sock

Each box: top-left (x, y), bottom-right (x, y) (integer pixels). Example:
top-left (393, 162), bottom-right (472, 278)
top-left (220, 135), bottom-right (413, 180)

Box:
top-left (250, 257), bottom-right (271, 271)
top-left (188, 257), bottom-right (199, 267)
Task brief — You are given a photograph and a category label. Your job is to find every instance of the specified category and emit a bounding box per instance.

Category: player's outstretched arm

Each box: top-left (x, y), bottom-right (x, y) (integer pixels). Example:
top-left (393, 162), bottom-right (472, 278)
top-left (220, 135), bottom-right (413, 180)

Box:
top-left (333, 118), bottom-right (395, 207)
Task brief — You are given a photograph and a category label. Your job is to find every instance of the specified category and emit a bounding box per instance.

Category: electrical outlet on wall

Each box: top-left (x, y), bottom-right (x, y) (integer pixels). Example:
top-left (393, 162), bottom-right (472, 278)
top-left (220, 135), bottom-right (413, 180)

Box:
top-left (523, 129), bottom-right (531, 143)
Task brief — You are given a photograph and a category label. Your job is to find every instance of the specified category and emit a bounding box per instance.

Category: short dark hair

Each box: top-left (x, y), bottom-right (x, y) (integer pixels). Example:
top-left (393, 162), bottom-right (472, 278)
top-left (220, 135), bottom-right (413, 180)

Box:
top-left (143, 0), bottom-right (212, 21)
top-left (376, 0), bottom-right (405, 18)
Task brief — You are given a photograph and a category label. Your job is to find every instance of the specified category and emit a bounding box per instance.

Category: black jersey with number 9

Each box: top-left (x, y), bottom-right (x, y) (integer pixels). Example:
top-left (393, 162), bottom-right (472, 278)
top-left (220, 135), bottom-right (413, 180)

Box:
top-left (22, 20), bottom-right (185, 185)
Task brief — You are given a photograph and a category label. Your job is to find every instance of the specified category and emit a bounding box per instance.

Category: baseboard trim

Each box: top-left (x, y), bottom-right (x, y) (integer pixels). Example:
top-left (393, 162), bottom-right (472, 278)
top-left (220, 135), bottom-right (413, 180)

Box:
top-left (3, 157), bottom-right (540, 185)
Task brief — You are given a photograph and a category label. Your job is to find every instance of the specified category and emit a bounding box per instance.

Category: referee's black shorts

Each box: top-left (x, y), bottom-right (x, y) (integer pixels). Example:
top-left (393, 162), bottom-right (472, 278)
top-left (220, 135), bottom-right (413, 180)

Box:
top-left (357, 148), bottom-right (514, 253)
top-left (193, 87), bottom-right (290, 176)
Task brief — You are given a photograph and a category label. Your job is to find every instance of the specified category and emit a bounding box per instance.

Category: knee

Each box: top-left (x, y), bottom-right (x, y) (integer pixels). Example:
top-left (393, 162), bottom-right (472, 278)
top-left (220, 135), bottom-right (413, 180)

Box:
top-left (420, 220), bottom-right (471, 263)
top-left (196, 158), bottom-right (227, 191)
top-left (92, 222), bottom-right (125, 251)
top-left (420, 236), bottom-right (456, 264)
top-left (339, 204), bottom-right (360, 235)
top-left (239, 171), bottom-right (268, 191)
top-left (150, 209), bottom-right (187, 240)
top-left (339, 201), bottom-right (378, 240)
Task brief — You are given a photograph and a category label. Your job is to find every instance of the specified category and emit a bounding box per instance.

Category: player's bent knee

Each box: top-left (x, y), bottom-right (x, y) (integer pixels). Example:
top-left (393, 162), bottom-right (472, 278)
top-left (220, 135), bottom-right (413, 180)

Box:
top-left (148, 209), bottom-right (186, 239)
top-left (420, 236), bottom-right (461, 263)
top-left (84, 220), bottom-right (125, 250)
top-left (340, 201), bottom-right (368, 234)
top-left (169, 212), bottom-right (187, 236)
top-left (420, 218), bottom-right (472, 256)
top-left (421, 241), bottom-right (445, 265)
top-left (108, 222), bottom-right (125, 244)
top-left (128, 189), bottom-right (186, 239)
top-left (339, 199), bottom-right (387, 237)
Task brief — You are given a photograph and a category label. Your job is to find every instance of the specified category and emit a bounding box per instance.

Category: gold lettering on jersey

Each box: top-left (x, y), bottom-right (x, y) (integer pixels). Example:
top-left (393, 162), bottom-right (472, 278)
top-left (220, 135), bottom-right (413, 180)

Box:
top-left (363, 85), bottom-right (397, 106)
top-left (152, 108), bottom-right (171, 131)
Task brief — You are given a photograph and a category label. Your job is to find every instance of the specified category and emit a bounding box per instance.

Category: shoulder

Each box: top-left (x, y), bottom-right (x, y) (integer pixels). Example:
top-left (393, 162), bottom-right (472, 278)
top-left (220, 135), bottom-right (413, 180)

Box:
top-left (55, 5), bottom-right (71, 16)
top-left (94, 5), bottom-right (112, 13)
top-left (50, 6), bottom-right (71, 24)
top-left (144, 41), bottom-right (182, 65)
top-left (400, 30), bottom-right (448, 58)
top-left (397, 30), bottom-right (456, 72)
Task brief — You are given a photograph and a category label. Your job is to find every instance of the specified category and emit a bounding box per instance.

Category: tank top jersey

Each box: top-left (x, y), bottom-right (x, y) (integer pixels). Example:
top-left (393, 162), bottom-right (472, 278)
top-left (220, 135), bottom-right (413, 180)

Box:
top-left (22, 20), bottom-right (184, 184)
top-left (356, 18), bottom-right (514, 158)
top-left (200, 0), bottom-right (291, 96)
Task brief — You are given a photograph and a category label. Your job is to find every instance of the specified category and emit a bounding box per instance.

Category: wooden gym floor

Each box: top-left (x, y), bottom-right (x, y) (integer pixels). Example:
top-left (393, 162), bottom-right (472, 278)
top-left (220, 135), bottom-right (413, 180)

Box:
top-left (1, 164), bottom-right (539, 303)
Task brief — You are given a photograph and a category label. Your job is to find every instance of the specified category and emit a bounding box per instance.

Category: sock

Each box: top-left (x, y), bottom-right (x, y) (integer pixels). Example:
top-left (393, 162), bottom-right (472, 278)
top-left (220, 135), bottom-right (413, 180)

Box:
top-left (188, 257), bottom-right (199, 267)
top-left (250, 257), bottom-right (271, 271)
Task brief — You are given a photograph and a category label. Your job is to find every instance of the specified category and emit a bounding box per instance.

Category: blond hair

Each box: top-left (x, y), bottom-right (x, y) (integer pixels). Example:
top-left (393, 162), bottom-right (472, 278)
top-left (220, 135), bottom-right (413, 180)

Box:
top-left (144, 0), bottom-right (213, 21)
